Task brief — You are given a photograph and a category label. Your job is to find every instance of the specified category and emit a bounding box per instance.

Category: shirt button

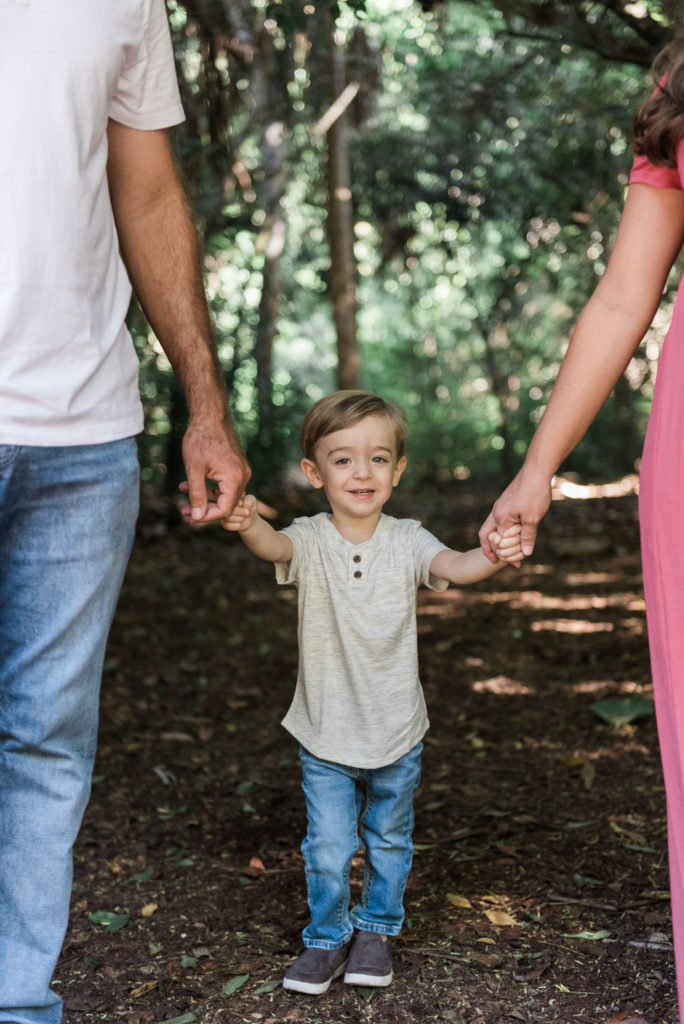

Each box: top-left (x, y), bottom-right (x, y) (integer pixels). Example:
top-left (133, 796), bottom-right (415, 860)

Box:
top-left (353, 555), bottom-right (361, 563)
top-left (354, 570), bottom-right (362, 579)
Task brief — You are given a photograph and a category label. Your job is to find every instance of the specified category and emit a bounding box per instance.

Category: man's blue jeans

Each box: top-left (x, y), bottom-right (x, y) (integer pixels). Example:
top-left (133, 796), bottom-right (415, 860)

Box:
top-left (299, 742), bottom-right (422, 949)
top-left (0, 440), bottom-right (139, 1024)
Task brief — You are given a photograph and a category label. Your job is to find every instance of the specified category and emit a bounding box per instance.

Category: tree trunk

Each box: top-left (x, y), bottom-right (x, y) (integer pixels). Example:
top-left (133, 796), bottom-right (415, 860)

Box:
top-left (253, 28), bottom-right (287, 447)
top-left (326, 29), bottom-right (360, 391)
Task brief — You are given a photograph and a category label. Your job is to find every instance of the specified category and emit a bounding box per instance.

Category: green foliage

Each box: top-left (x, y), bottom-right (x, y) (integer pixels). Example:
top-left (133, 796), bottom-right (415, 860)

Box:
top-left (134, 0), bottom-right (677, 491)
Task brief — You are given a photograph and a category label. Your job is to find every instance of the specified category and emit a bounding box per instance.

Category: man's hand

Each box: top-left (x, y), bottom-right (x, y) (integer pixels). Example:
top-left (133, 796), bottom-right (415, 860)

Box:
top-left (181, 414), bottom-right (250, 523)
top-left (479, 467), bottom-right (552, 563)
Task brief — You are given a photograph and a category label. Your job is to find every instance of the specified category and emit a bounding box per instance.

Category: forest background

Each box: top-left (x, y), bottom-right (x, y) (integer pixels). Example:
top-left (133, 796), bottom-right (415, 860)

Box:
top-left (137, 0), bottom-right (682, 496)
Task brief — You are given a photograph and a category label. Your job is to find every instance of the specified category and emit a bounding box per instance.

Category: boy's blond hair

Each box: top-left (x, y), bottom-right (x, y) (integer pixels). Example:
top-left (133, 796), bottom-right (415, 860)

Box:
top-left (301, 390), bottom-right (408, 461)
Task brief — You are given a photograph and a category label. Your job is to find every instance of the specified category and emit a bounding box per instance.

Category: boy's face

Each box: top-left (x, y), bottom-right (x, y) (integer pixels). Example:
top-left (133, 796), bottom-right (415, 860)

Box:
top-left (301, 414), bottom-right (407, 523)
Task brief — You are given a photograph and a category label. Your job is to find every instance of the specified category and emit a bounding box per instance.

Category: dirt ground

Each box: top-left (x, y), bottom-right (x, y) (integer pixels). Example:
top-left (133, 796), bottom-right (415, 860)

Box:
top-left (55, 484), bottom-right (677, 1024)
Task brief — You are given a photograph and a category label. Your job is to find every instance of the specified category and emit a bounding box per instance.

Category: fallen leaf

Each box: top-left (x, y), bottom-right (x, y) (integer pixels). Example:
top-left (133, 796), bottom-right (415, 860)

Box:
top-left (222, 973), bottom-right (249, 995)
top-left (130, 980), bottom-right (157, 998)
top-left (88, 910), bottom-right (130, 933)
top-left (141, 903), bottom-right (158, 917)
top-left (447, 894), bottom-right (472, 909)
top-left (590, 696), bottom-right (654, 727)
top-left (485, 909), bottom-right (518, 926)
top-left (129, 866), bottom-right (154, 883)
top-left (582, 761), bottom-right (596, 790)
top-left (254, 979), bottom-right (281, 994)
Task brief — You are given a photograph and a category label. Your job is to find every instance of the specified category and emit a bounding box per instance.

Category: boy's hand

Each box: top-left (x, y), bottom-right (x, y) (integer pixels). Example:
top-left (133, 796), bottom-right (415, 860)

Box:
top-left (489, 524), bottom-right (523, 567)
top-left (220, 493), bottom-right (259, 532)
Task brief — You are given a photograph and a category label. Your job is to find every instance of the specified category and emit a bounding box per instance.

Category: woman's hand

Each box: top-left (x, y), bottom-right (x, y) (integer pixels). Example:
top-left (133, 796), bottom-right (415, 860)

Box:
top-left (479, 467), bottom-right (553, 563)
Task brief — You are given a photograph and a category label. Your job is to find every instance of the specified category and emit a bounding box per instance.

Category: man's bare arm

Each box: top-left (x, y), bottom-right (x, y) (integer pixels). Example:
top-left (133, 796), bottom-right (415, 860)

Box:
top-left (106, 121), bottom-right (250, 522)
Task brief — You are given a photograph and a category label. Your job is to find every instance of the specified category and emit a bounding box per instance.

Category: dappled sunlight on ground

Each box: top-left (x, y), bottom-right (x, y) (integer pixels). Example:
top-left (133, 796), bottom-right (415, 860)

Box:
top-left (470, 675), bottom-right (536, 696)
top-left (553, 474), bottom-right (640, 501)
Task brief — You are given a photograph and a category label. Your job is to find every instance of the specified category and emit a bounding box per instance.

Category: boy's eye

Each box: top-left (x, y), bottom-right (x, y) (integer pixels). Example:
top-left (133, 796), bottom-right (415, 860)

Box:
top-left (335, 457), bottom-right (351, 465)
top-left (372, 456), bottom-right (389, 463)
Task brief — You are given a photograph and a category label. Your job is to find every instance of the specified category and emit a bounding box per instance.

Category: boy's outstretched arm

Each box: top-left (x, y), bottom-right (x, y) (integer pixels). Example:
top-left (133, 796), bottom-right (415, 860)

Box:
top-left (431, 525), bottom-right (522, 585)
top-left (222, 495), bottom-right (294, 564)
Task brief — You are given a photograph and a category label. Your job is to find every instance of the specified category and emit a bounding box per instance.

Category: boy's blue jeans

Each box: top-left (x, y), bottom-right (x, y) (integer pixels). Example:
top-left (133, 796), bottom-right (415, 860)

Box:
top-left (0, 440), bottom-right (139, 1024)
top-left (299, 742), bottom-right (423, 949)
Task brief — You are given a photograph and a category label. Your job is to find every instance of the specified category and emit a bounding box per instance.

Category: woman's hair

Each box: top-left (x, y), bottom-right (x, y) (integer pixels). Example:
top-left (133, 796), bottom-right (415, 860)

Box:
top-left (634, 35), bottom-right (684, 168)
top-left (301, 390), bottom-right (408, 461)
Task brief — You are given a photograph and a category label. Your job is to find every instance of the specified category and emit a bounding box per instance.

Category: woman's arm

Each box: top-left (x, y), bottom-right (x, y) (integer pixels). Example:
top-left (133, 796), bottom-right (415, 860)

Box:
top-left (480, 183), bottom-right (684, 560)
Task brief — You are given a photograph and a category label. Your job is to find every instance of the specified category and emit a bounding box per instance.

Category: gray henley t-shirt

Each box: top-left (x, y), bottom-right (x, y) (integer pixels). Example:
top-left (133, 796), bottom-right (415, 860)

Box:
top-left (275, 513), bottom-right (449, 768)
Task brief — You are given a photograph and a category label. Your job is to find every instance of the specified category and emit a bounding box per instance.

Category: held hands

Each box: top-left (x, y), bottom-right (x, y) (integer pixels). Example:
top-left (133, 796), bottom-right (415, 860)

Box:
top-left (488, 523), bottom-right (524, 568)
top-left (179, 485), bottom-right (277, 528)
top-left (479, 467), bottom-right (553, 564)
top-left (220, 493), bottom-right (259, 532)
top-left (180, 414), bottom-right (251, 525)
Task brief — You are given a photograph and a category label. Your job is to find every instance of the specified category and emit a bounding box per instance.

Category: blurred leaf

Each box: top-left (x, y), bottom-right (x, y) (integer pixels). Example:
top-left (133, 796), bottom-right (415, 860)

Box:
top-left (161, 1015), bottom-right (197, 1024)
top-left (129, 866), bottom-right (154, 883)
top-left (222, 973), bottom-right (249, 995)
top-left (88, 910), bottom-right (130, 933)
top-left (447, 893), bottom-right (472, 908)
top-left (130, 980), bottom-right (157, 998)
top-left (485, 909), bottom-right (518, 926)
top-left (582, 761), bottom-right (596, 790)
top-left (254, 979), bottom-right (281, 993)
top-left (573, 873), bottom-right (601, 886)
top-left (566, 929), bottom-right (611, 940)
top-left (590, 696), bottom-right (655, 726)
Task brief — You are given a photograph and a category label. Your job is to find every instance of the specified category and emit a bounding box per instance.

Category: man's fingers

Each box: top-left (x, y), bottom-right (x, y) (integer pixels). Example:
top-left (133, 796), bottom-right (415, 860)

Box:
top-left (186, 468), bottom-right (208, 521)
top-left (200, 483), bottom-right (243, 522)
top-left (520, 523), bottom-right (537, 557)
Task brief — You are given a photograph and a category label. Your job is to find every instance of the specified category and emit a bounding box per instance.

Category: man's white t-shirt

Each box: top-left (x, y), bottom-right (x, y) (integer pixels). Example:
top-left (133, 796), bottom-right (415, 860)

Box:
top-left (0, 0), bottom-right (185, 446)
top-left (275, 513), bottom-right (449, 769)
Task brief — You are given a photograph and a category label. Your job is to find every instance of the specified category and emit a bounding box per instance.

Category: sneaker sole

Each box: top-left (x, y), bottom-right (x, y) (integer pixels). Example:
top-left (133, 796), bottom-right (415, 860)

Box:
top-left (343, 970), bottom-right (393, 987)
top-left (282, 958), bottom-right (348, 995)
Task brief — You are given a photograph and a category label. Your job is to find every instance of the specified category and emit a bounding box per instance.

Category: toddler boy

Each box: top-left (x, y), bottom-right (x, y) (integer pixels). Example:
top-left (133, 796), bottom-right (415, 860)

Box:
top-left (222, 390), bottom-right (521, 994)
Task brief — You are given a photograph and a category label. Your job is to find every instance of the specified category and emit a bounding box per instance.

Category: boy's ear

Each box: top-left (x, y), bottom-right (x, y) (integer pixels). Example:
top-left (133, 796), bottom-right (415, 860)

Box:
top-left (393, 455), bottom-right (407, 486)
top-left (300, 458), bottom-right (324, 489)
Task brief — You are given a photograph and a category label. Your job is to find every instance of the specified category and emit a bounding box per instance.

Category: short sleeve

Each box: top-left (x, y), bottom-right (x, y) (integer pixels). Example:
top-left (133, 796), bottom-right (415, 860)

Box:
top-left (409, 523), bottom-right (450, 592)
top-left (109, 0), bottom-right (185, 129)
top-left (630, 152), bottom-right (682, 191)
top-left (274, 517), bottom-right (310, 585)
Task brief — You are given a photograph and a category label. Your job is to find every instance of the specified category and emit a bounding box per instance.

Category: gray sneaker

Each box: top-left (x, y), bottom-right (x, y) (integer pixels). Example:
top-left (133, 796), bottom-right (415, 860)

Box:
top-left (282, 944), bottom-right (350, 995)
top-left (343, 930), bottom-right (393, 986)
